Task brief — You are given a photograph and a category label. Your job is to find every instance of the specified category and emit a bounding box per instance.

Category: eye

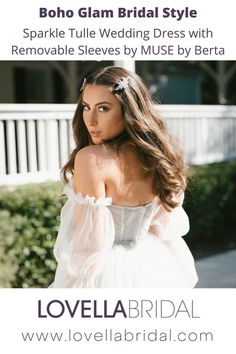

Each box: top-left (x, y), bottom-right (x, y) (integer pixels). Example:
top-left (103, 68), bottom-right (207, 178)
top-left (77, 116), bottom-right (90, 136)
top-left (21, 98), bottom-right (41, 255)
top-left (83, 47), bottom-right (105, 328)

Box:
top-left (82, 104), bottom-right (89, 111)
top-left (98, 106), bottom-right (109, 112)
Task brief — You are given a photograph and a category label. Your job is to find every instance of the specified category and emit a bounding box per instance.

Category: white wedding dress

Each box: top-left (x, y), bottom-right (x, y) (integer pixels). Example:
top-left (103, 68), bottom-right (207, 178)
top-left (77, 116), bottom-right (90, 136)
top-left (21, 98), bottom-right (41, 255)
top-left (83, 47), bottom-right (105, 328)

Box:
top-left (49, 180), bottom-right (198, 288)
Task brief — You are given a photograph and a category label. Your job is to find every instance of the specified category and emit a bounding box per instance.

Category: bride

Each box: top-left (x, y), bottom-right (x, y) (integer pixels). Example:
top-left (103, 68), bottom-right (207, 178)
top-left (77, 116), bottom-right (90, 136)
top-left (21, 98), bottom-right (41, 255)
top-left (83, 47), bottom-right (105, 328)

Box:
top-left (49, 66), bottom-right (198, 288)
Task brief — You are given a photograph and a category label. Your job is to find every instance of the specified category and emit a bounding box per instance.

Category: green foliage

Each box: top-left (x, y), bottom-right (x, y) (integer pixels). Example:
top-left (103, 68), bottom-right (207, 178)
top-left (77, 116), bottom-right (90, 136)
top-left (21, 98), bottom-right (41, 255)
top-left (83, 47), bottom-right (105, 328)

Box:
top-left (184, 160), bottom-right (236, 258)
top-left (0, 210), bottom-right (19, 287)
top-left (0, 161), bottom-right (236, 287)
top-left (0, 182), bottom-right (64, 288)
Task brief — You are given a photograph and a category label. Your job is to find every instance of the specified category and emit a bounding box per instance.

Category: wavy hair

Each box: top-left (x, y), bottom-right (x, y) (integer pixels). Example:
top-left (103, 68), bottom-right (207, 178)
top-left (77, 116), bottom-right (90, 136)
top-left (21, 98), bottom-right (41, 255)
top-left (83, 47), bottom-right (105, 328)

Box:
top-left (61, 66), bottom-right (188, 209)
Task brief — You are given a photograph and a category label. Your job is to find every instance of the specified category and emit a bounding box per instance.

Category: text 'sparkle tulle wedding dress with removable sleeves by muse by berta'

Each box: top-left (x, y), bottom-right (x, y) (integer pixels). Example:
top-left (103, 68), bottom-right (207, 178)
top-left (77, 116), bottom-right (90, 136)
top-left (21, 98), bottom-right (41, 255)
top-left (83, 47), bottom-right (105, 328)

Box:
top-left (49, 179), bottom-right (198, 288)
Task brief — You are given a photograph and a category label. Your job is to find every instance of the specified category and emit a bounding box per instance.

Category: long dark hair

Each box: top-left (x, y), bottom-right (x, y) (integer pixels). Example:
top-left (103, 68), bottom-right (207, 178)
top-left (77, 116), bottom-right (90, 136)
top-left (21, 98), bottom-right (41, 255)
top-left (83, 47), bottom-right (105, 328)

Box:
top-left (61, 66), bottom-right (188, 209)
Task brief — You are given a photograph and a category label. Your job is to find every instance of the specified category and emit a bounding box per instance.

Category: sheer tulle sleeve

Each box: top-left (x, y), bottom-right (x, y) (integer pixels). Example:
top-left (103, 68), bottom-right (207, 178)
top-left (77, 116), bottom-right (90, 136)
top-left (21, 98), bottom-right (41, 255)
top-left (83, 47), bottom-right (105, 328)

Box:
top-left (149, 192), bottom-right (189, 241)
top-left (150, 193), bottom-right (198, 287)
top-left (50, 182), bottom-right (115, 288)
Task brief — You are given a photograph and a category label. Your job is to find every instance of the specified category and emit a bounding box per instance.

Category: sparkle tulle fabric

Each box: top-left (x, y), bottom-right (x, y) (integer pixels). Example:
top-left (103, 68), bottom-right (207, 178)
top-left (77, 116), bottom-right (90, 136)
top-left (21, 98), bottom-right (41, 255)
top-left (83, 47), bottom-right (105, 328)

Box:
top-left (49, 181), bottom-right (198, 288)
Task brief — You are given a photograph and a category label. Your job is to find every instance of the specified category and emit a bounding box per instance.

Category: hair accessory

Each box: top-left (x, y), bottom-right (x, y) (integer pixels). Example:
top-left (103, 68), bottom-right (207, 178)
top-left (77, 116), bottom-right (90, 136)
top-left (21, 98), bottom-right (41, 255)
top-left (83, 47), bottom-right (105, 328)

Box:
top-left (113, 77), bottom-right (129, 92)
top-left (80, 78), bottom-right (86, 91)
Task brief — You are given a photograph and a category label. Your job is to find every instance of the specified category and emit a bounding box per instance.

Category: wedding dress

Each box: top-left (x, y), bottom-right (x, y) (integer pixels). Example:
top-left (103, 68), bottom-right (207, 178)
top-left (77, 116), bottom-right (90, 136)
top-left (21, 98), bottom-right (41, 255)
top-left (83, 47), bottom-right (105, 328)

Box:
top-left (49, 180), bottom-right (198, 288)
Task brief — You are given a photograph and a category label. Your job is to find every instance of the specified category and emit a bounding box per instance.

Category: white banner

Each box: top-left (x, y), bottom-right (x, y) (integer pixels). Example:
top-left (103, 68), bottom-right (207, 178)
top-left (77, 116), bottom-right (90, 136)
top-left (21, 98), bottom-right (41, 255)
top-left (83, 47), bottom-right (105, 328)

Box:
top-left (0, 289), bottom-right (235, 353)
top-left (0, 0), bottom-right (235, 60)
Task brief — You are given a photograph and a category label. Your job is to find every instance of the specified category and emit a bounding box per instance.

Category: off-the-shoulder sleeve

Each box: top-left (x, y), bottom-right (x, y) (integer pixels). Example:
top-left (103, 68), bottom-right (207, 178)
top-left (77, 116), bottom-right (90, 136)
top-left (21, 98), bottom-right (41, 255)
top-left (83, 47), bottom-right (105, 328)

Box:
top-left (150, 192), bottom-right (189, 241)
top-left (50, 182), bottom-right (115, 288)
top-left (150, 193), bottom-right (198, 287)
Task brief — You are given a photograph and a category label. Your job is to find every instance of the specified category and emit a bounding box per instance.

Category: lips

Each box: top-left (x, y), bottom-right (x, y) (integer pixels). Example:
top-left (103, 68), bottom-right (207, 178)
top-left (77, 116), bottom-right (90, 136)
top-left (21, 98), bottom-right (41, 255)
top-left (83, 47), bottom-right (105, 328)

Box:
top-left (90, 131), bottom-right (101, 137)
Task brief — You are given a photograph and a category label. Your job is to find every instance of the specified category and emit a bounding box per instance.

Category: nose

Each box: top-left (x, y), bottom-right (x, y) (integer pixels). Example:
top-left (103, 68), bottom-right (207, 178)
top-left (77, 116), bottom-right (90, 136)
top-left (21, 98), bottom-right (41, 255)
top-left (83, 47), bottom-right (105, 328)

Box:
top-left (85, 109), bottom-right (98, 126)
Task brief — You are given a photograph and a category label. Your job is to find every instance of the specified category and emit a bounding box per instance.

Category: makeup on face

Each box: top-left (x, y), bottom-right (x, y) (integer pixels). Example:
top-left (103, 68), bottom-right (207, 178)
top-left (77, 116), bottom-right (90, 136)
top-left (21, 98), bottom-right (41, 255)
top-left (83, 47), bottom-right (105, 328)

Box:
top-left (82, 84), bottom-right (125, 144)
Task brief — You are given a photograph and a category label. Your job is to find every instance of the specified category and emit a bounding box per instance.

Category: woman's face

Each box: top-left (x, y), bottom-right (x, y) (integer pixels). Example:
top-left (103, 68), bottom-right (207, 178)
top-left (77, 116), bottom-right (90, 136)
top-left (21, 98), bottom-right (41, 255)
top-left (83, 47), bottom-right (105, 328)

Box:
top-left (82, 84), bottom-right (125, 144)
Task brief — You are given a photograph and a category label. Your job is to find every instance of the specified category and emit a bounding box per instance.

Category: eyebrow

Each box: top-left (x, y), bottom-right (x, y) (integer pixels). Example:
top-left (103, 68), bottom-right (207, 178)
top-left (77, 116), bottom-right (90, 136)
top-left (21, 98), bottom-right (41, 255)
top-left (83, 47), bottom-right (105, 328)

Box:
top-left (82, 100), bottom-right (112, 106)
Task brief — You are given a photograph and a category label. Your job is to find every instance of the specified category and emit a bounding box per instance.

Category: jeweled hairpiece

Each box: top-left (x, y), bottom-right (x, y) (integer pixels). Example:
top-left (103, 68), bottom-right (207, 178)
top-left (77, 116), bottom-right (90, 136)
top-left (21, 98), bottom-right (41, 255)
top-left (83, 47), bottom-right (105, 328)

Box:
top-left (80, 78), bottom-right (86, 91)
top-left (113, 77), bottom-right (129, 92)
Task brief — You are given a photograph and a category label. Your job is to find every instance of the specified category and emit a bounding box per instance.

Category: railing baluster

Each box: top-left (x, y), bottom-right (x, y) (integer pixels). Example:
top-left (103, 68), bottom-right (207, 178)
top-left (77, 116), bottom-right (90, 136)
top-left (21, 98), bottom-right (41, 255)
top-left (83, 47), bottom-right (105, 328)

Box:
top-left (45, 120), bottom-right (59, 172)
top-left (6, 120), bottom-right (17, 174)
top-left (27, 120), bottom-right (37, 172)
top-left (17, 120), bottom-right (27, 173)
top-left (59, 119), bottom-right (69, 167)
top-left (37, 120), bottom-right (47, 171)
top-left (0, 121), bottom-right (6, 175)
top-left (68, 120), bottom-right (74, 155)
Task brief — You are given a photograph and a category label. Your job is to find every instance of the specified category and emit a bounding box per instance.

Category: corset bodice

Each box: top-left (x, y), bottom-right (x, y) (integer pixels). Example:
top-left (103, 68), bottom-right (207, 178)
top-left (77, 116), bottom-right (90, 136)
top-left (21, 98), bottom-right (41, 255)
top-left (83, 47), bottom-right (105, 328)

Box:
top-left (109, 200), bottom-right (157, 247)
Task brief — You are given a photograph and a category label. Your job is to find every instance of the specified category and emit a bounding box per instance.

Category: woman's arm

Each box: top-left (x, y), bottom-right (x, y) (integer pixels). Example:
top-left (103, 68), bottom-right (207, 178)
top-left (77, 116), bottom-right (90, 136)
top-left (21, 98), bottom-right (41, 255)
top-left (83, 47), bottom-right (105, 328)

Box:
top-left (149, 192), bottom-right (189, 240)
top-left (51, 146), bottom-right (115, 288)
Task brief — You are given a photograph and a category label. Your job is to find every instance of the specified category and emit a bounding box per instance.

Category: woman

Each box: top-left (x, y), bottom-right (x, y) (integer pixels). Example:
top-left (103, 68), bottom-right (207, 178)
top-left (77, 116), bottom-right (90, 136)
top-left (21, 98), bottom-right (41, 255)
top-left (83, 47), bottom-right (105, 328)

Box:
top-left (49, 66), bottom-right (198, 288)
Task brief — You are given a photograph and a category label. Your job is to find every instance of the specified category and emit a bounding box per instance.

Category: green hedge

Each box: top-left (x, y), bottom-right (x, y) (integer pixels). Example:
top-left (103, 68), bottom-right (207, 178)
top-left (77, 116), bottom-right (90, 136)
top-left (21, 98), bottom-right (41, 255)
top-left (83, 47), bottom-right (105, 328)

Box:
top-left (184, 160), bottom-right (236, 257)
top-left (0, 182), bottom-right (63, 288)
top-left (0, 160), bottom-right (236, 287)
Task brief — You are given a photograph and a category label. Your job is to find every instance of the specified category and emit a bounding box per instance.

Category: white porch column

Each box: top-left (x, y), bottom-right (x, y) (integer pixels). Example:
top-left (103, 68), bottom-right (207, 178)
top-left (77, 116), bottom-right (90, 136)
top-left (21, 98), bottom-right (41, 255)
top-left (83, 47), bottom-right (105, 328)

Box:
top-left (114, 61), bottom-right (135, 72)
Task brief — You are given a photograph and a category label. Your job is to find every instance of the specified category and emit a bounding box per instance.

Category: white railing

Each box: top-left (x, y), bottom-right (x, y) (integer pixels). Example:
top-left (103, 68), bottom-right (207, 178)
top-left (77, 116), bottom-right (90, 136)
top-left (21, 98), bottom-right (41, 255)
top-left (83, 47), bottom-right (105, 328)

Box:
top-left (0, 104), bottom-right (74, 185)
top-left (0, 104), bottom-right (236, 186)
top-left (159, 105), bottom-right (236, 165)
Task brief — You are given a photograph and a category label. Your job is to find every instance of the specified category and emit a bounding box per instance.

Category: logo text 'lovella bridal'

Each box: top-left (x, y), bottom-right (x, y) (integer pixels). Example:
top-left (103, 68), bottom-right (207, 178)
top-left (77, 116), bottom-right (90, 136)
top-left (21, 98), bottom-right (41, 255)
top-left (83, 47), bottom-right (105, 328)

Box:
top-left (38, 299), bottom-right (200, 319)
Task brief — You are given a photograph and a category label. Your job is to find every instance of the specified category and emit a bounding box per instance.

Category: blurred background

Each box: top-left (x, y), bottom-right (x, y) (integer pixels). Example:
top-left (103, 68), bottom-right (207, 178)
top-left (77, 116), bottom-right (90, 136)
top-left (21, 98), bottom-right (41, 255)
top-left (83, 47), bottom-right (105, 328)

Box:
top-left (0, 60), bottom-right (236, 288)
top-left (1, 61), bottom-right (236, 104)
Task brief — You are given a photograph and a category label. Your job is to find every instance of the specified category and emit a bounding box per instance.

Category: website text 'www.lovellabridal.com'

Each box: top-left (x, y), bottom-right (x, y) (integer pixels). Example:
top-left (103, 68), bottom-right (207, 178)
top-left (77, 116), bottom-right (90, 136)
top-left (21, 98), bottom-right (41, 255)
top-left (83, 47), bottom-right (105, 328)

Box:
top-left (21, 328), bottom-right (213, 343)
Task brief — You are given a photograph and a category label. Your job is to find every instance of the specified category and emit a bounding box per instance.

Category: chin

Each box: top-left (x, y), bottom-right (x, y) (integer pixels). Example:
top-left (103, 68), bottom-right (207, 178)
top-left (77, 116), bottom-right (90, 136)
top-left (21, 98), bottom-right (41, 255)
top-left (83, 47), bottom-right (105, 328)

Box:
top-left (91, 137), bottom-right (103, 145)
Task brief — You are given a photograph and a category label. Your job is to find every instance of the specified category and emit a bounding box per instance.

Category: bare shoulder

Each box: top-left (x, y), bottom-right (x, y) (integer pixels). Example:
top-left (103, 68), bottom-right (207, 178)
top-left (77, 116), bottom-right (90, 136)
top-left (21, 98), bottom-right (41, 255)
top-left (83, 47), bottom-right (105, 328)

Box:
top-left (74, 145), bottom-right (112, 173)
top-left (73, 145), bottom-right (108, 198)
top-left (75, 144), bottom-right (108, 162)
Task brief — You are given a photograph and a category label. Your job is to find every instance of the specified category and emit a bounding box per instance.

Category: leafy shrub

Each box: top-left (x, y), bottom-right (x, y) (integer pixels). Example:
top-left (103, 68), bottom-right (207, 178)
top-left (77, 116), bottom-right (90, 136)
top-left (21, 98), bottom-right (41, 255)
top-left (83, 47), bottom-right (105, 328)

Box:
top-left (0, 182), bottom-right (64, 288)
top-left (184, 160), bottom-right (236, 258)
top-left (0, 210), bottom-right (19, 287)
